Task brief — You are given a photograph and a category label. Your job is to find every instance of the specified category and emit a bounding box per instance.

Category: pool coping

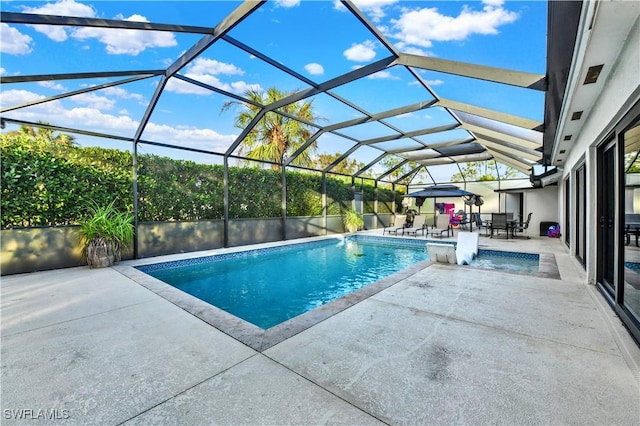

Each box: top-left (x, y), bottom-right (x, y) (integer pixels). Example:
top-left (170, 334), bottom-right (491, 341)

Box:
top-left (114, 235), bottom-right (560, 351)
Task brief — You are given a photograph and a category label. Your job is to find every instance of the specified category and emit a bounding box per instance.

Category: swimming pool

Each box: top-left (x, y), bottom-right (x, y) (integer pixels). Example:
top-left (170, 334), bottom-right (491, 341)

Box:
top-left (138, 236), bottom-right (429, 329)
top-left (136, 235), bottom-right (542, 330)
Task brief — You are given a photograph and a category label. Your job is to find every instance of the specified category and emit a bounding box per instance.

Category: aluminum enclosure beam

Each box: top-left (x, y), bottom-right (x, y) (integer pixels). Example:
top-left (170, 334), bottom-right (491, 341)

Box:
top-left (0, 11), bottom-right (215, 34)
top-left (461, 123), bottom-right (542, 149)
top-left (360, 123), bottom-right (461, 146)
top-left (1, 75), bottom-right (156, 114)
top-left (436, 98), bottom-right (543, 130)
top-left (396, 53), bottom-right (546, 91)
top-left (0, 70), bottom-right (163, 84)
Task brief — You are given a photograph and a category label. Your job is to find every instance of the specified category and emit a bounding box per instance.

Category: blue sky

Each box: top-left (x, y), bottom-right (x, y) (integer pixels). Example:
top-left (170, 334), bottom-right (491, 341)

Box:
top-left (0, 0), bottom-right (547, 181)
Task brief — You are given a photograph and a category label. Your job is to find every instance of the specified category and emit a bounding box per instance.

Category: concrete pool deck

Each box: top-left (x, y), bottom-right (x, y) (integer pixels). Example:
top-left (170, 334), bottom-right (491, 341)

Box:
top-left (2, 233), bottom-right (639, 425)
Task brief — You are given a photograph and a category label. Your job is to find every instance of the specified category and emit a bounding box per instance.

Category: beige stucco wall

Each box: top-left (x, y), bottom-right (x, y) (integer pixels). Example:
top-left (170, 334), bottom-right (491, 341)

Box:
top-left (1, 214), bottom-right (387, 275)
top-left (1, 226), bottom-right (85, 275)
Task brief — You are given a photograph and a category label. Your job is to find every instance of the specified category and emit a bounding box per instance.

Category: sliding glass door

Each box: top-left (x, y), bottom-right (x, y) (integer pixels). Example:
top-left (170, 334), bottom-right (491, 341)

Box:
top-left (575, 164), bottom-right (586, 266)
top-left (564, 177), bottom-right (571, 246)
top-left (597, 138), bottom-right (617, 296)
top-left (597, 99), bottom-right (640, 343)
top-left (623, 117), bottom-right (640, 327)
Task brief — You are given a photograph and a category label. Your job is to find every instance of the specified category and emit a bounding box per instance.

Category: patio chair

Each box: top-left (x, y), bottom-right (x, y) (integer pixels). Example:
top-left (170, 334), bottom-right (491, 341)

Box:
top-left (490, 213), bottom-right (510, 239)
top-left (383, 215), bottom-right (407, 235)
top-left (428, 214), bottom-right (452, 238)
top-left (455, 210), bottom-right (469, 230)
top-left (402, 215), bottom-right (427, 237)
top-left (473, 213), bottom-right (491, 236)
top-left (512, 212), bottom-right (532, 239)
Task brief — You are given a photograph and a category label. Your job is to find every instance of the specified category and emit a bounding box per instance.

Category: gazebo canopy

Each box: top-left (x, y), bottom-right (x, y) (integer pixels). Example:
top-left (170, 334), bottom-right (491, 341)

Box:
top-left (407, 185), bottom-right (475, 199)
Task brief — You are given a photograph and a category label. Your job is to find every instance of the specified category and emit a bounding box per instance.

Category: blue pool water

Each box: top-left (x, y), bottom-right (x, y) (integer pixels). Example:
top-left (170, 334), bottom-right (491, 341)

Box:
top-left (137, 236), bottom-right (539, 329)
top-left (470, 249), bottom-right (539, 273)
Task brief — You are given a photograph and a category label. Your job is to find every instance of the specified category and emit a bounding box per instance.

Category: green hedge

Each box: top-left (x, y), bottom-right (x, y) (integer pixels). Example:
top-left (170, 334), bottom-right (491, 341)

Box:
top-left (1, 135), bottom-right (404, 227)
top-left (1, 135), bottom-right (132, 226)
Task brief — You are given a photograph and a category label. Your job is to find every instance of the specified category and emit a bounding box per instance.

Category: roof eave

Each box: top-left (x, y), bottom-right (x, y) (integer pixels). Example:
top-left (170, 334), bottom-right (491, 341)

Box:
top-left (542, 0), bottom-right (584, 165)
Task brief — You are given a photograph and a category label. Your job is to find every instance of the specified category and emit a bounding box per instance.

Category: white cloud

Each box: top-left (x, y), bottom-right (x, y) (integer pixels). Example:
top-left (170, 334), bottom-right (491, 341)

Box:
top-left (64, 107), bottom-right (141, 136)
top-left (1, 24), bottom-right (34, 54)
top-left (166, 75), bottom-right (223, 95)
top-left (425, 79), bottom-right (444, 86)
top-left (368, 70), bottom-right (399, 80)
top-left (396, 43), bottom-right (434, 57)
top-left (304, 63), bottom-right (324, 75)
top-left (22, 0), bottom-right (96, 42)
top-left (390, 2), bottom-right (518, 48)
top-left (334, 0), bottom-right (398, 22)
top-left (0, 68), bottom-right (5, 75)
top-left (166, 58), bottom-right (258, 96)
top-left (229, 81), bottom-right (262, 95)
top-left (143, 122), bottom-right (236, 151)
top-left (100, 86), bottom-right (145, 104)
top-left (275, 0), bottom-right (301, 8)
top-left (38, 81), bottom-right (66, 91)
top-left (483, 0), bottom-right (506, 6)
top-left (69, 92), bottom-right (117, 110)
top-left (20, 0), bottom-right (175, 55)
top-left (188, 58), bottom-right (244, 77)
top-left (0, 88), bottom-right (235, 151)
top-left (72, 14), bottom-right (177, 55)
top-left (344, 40), bottom-right (377, 62)
top-left (0, 89), bottom-right (46, 107)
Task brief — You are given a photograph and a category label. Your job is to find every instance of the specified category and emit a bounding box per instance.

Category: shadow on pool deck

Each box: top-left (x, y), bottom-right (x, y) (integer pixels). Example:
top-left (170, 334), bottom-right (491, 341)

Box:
top-left (1, 233), bottom-right (639, 425)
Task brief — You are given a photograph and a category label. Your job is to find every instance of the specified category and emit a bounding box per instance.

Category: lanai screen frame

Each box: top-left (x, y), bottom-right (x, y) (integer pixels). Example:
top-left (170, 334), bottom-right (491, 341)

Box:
top-left (1, 0), bottom-right (578, 255)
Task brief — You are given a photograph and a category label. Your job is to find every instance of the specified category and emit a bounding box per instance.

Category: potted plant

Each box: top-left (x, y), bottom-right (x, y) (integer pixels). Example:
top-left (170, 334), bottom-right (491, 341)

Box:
top-left (78, 200), bottom-right (134, 268)
top-left (342, 208), bottom-right (364, 233)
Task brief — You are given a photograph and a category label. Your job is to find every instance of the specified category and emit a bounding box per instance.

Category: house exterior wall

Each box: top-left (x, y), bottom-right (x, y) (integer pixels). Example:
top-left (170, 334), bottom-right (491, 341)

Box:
top-left (558, 9), bottom-right (640, 285)
top-left (524, 187), bottom-right (560, 237)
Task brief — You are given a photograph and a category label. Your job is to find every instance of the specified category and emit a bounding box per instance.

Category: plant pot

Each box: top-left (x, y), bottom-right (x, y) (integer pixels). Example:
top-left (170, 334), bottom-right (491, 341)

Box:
top-left (86, 239), bottom-right (116, 268)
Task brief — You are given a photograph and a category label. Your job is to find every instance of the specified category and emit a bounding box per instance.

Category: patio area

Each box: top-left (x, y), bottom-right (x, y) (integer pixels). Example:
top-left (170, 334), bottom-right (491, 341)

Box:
top-left (1, 233), bottom-right (639, 425)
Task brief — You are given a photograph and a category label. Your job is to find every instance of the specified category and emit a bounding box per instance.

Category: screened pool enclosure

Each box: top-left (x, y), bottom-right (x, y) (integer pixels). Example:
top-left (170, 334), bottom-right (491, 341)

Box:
top-left (1, 0), bottom-right (573, 264)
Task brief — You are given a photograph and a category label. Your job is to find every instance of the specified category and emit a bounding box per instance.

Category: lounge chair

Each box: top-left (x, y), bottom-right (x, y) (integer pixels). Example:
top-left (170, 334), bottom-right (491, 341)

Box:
top-left (383, 215), bottom-right (406, 235)
top-left (429, 214), bottom-right (452, 238)
top-left (402, 215), bottom-right (427, 237)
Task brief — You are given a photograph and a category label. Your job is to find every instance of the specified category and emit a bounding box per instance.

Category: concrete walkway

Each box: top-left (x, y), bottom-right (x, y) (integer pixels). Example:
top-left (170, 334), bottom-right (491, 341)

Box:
top-left (1, 235), bottom-right (639, 425)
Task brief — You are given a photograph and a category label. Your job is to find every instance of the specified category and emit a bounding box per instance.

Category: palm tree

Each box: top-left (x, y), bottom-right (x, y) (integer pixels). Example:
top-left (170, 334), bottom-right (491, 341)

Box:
top-left (222, 87), bottom-right (318, 169)
top-left (13, 123), bottom-right (76, 147)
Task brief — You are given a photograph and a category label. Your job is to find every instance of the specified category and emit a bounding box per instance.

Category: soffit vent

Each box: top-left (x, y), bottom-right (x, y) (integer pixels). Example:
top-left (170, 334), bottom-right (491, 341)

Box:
top-left (584, 64), bottom-right (604, 84)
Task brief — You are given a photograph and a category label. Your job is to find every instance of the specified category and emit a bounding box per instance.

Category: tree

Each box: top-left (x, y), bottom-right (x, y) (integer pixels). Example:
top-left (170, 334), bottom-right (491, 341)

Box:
top-left (222, 87), bottom-right (318, 169)
top-left (625, 152), bottom-right (640, 173)
top-left (451, 160), bottom-right (518, 182)
top-left (379, 156), bottom-right (420, 183)
top-left (12, 123), bottom-right (76, 147)
top-left (315, 152), bottom-right (366, 175)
